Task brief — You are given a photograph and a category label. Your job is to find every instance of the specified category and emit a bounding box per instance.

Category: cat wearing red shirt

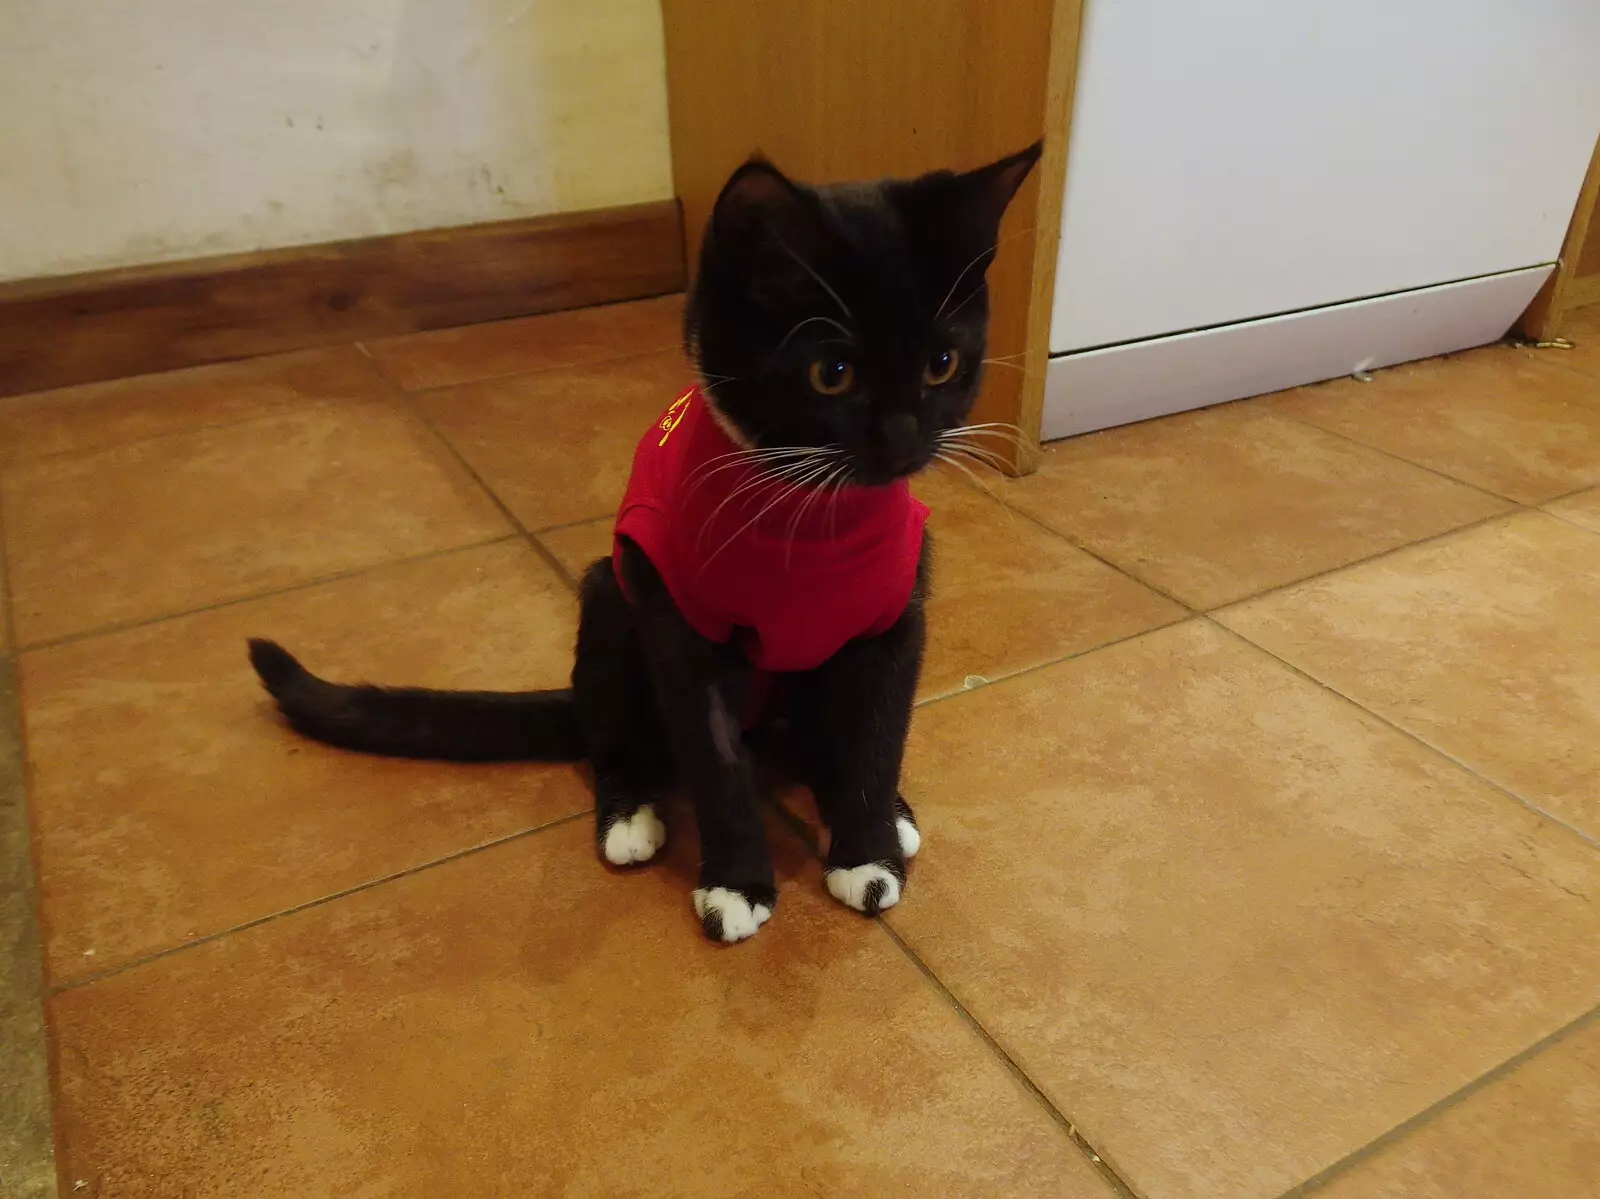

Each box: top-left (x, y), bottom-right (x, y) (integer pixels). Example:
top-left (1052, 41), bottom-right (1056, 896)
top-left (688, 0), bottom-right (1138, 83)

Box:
top-left (248, 144), bottom-right (1040, 943)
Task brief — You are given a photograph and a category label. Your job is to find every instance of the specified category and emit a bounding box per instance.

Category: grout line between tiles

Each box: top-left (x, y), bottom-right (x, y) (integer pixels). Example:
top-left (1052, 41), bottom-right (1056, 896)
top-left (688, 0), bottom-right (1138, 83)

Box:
top-left (49, 809), bottom-right (592, 995)
top-left (1201, 508), bottom-right (1520, 615)
top-left (913, 612), bottom-right (1193, 710)
top-left (15, 534), bottom-right (521, 655)
top-left (1263, 404), bottom-right (1529, 507)
top-left (954, 460), bottom-right (1516, 622)
top-left (946, 388), bottom-right (1585, 623)
top-left (766, 794), bottom-right (1140, 1196)
top-left (528, 535), bottom-right (585, 594)
top-left (943, 468), bottom-right (1202, 613)
top-left (1537, 479), bottom-right (1600, 506)
top-left (766, 796), bottom-right (822, 856)
top-left (529, 513), bottom-right (613, 538)
top-left (876, 920), bottom-right (1142, 1199)
top-left (383, 342), bottom-right (685, 399)
top-left (0, 393), bottom-right (366, 470)
top-left (1273, 1000), bottom-right (1600, 1199)
top-left (1206, 618), bottom-right (1600, 851)
top-left (1536, 507), bottom-right (1600, 538)
top-left (369, 363), bottom-right (588, 595)
top-left (950, 454), bottom-right (1499, 619)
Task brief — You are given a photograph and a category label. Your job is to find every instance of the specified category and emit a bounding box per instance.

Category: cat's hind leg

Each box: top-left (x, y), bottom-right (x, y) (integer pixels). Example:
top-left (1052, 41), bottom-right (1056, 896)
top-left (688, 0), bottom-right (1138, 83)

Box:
top-left (574, 557), bottom-right (673, 867)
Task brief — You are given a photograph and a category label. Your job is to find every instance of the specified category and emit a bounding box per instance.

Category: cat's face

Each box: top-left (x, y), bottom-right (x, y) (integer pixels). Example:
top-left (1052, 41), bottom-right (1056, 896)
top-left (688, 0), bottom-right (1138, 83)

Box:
top-left (686, 145), bottom-right (1041, 487)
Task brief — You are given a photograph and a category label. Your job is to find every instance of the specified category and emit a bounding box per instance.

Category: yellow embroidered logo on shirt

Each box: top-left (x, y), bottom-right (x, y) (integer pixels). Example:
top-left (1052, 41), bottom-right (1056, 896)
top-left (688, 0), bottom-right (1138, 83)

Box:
top-left (658, 389), bottom-right (693, 446)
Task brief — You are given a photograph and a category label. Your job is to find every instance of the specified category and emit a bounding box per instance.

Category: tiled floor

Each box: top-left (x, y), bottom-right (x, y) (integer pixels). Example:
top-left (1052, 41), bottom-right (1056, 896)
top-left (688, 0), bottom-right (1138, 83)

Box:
top-left (2, 297), bottom-right (1598, 1198)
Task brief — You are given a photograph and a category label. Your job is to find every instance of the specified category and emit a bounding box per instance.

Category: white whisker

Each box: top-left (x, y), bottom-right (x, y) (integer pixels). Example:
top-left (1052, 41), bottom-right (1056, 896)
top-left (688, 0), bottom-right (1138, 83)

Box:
top-left (782, 476), bottom-right (828, 565)
top-left (692, 454), bottom-right (832, 550)
top-left (933, 224), bottom-right (1037, 322)
top-left (940, 440), bottom-right (1012, 474)
top-left (782, 461), bottom-right (852, 566)
top-left (775, 237), bottom-right (854, 320)
top-left (681, 444), bottom-right (830, 498)
top-left (941, 423), bottom-right (1031, 452)
top-left (933, 451), bottom-right (1000, 497)
top-left (824, 463), bottom-right (851, 542)
top-left (934, 248), bottom-right (995, 323)
top-left (939, 436), bottom-right (1012, 470)
top-left (701, 451), bottom-right (837, 518)
top-left (772, 314), bottom-right (853, 361)
top-left (702, 457), bottom-right (837, 568)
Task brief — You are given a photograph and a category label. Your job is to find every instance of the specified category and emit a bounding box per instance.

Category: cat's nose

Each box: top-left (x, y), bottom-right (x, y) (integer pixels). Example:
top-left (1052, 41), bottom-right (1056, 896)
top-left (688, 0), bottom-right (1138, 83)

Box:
top-left (879, 413), bottom-right (921, 472)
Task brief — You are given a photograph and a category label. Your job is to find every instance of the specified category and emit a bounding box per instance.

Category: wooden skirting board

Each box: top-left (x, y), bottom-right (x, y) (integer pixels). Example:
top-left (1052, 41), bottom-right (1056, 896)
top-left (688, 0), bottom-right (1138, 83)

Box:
top-left (0, 200), bottom-right (686, 397)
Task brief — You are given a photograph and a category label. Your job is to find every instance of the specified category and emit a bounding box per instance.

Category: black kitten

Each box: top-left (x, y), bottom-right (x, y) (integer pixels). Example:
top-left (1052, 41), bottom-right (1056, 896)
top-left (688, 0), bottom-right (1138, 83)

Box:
top-left (249, 144), bottom-right (1040, 942)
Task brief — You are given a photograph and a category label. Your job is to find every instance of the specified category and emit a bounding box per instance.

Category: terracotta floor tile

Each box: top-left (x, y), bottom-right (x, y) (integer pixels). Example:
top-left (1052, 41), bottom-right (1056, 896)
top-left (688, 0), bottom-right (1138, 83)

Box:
top-left (414, 350), bottom-right (688, 530)
top-left (1545, 484), bottom-right (1600, 532)
top-left (22, 541), bottom-right (589, 986)
top-left (537, 517), bottom-right (613, 582)
top-left (364, 294), bottom-right (685, 391)
top-left (48, 819), bottom-right (1110, 1199)
top-left (914, 470), bottom-right (1185, 698)
top-left (4, 403), bottom-right (510, 645)
top-left (1270, 345), bottom-right (1600, 503)
top-left (1218, 512), bottom-right (1600, 841)
top-left (1009, 404), bottom-right (1507, 608)
top-left (889, 620), bottom-right (1600, 1199)
top-left (1316, 1020), bottom-right (1600, 1199)
top-left (0, 344), bottom-right (386, 462)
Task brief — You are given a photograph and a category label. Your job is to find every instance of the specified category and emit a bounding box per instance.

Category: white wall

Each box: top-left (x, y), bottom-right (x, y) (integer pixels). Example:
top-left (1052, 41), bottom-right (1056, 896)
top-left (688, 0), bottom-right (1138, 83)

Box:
top-left (0, 0), bottom-right (676, 283)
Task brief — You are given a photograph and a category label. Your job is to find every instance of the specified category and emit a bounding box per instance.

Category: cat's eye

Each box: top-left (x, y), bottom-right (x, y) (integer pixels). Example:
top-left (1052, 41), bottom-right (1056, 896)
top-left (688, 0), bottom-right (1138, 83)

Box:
top-left (923, 348), bottom-right (961, 386)
top-left (808, 357), bottom-right (855, 395)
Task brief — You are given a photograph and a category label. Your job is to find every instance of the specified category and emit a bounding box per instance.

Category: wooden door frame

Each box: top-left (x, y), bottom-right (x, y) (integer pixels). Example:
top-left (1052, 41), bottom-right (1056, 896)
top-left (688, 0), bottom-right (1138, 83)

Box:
top-left (1516, 131), bottom-right (1600, 339)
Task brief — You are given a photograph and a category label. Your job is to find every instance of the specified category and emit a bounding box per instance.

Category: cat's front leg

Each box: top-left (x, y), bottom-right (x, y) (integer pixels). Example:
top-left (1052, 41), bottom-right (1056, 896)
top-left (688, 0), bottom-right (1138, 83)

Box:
top-left (617, 539), bottom-right (776, 943)
top-left (792, 583), bottom-right (926, 916)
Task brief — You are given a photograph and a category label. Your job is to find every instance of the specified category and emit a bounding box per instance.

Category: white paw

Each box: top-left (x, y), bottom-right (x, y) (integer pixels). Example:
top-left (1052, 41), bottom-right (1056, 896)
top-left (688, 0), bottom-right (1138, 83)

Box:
top-left (896, 816), bottom-right (921, 859)
top-left (692, 887), bottom-right (772, 943)
top-left (825, 863), bottom-right (901, 914)
top-left (602, 805), bottom-right (665, 866)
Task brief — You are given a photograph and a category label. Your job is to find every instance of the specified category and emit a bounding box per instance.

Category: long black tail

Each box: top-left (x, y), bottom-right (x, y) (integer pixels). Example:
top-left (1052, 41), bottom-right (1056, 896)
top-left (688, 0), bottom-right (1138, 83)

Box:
top-left (247, 640), bottom-right (584, 762)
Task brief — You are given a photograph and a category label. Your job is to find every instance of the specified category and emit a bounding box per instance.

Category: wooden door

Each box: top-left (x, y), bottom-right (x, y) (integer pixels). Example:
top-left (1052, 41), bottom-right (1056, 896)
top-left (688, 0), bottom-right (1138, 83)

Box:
top-left (658, 0), bottom-right (1085, 471)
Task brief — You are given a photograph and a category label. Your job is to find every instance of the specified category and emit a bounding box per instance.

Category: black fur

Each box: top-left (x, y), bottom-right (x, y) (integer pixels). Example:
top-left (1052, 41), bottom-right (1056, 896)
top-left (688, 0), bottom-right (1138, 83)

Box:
top-left (248, 144), bottom-right (1040, 940)
top-left (248, 639), bottom-right (582, 761)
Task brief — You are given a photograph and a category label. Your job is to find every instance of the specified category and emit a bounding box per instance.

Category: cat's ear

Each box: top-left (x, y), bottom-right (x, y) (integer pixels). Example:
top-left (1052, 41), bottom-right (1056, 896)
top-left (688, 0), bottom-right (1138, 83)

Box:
top-left (701, 157), bottom-right (833, 311)
top-left (954, 141), bottom-right (1043, 245)
top-left (897, 141), bottom-right (1043, 271)
top-left (707, 157), bottom-right (817, 249)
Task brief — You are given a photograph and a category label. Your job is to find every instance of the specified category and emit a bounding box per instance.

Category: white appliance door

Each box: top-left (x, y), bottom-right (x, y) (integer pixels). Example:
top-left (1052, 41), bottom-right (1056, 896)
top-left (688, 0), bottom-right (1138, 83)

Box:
top-left (1044, 0), bottom-right (1600, 437)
